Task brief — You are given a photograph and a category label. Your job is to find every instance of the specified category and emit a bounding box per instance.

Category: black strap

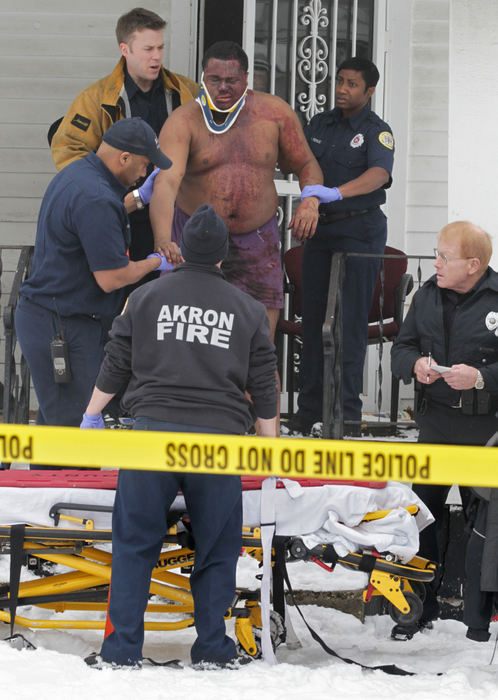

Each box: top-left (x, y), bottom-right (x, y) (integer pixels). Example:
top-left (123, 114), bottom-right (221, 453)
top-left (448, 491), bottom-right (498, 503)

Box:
top-left (143, 656), bottom-right (183, 669)
top-left (8, 524), bottom-right (26, 637)
top-left (273, 544), bottom-right (415, 676)
top-left (319, 207), bottom-right (377, 225)
top-left (271, 538), bottom-right (287, 621)
top-left (358, 553), bottom-right (379, 573)
top-left (4, 633), bottom-right (36, 650)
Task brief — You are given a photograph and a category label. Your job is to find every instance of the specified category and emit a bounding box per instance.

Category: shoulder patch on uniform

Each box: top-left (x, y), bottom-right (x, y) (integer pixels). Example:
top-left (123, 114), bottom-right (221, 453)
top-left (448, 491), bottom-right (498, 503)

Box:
top-left (70, 113), bottom-right (91, 132)
top-left (378, 131), bottom-right (394, 150)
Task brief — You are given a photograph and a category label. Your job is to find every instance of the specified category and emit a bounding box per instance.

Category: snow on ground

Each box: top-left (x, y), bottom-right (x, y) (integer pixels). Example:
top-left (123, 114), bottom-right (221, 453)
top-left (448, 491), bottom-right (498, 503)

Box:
top-left (1, 553), bottom-right (498, 699)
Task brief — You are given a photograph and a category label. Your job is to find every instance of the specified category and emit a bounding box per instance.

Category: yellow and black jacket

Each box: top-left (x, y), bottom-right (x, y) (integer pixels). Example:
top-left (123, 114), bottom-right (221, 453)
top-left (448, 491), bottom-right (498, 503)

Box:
top-left (51, 57), bottom-right (198, 170)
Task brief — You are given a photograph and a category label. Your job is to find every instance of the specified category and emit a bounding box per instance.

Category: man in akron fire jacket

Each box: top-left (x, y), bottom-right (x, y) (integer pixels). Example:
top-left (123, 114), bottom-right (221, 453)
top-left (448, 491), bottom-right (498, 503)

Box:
top-left (80, 204), bottom-right (278, 670)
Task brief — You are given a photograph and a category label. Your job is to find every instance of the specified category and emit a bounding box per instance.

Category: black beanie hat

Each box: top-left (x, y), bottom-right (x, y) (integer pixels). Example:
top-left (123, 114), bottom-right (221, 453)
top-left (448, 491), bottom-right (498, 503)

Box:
top-left (181, 205), bottom-right (229, 265)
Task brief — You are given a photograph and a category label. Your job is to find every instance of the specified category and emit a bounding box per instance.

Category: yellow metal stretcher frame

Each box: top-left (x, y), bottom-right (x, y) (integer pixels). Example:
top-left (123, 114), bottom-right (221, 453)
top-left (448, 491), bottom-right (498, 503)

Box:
top-left (0, 502), bottom-right (436, 656)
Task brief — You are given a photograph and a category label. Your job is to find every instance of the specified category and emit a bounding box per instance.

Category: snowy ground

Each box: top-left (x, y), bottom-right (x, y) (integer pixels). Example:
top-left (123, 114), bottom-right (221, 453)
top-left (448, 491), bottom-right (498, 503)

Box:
top-left (1, 553), bottom-right (498, 699)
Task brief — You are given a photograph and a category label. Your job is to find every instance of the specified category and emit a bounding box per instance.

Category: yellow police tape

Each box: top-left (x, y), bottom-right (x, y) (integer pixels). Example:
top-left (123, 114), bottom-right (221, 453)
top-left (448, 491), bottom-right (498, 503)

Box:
top-left (0, 422), bottom-right (497, 487)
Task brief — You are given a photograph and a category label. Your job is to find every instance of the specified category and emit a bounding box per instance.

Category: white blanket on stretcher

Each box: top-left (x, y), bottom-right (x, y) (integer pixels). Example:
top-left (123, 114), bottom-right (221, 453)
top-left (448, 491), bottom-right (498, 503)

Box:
top-left (243, 480), bottom-right (434, 563)
top-left (0, 480), bottom-right (433, 563)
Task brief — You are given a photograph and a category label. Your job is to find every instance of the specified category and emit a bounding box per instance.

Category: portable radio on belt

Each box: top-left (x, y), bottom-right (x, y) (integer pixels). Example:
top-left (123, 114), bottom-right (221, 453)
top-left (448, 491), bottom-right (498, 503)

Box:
top-left (50, 298), bottom-right (72, 384)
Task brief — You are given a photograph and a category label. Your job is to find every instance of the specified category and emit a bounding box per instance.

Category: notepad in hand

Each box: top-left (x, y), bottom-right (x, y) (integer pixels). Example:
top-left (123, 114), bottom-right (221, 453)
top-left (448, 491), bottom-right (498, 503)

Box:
top-left (432, 364), bottom-right (451, 373)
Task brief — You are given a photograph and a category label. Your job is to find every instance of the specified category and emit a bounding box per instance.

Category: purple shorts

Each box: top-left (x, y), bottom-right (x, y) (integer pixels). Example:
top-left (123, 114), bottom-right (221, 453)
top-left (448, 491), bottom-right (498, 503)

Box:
top-left (172, 206), bottom-right (284, 308)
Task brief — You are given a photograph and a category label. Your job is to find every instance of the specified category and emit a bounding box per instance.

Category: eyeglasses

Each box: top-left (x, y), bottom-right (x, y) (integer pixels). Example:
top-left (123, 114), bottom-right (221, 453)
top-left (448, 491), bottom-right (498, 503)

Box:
top-left (433, 249), bottom-right (476, 265)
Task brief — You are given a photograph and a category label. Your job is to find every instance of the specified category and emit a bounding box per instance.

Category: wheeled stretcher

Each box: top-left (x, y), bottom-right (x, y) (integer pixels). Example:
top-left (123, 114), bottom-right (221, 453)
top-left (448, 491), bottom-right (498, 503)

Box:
top-left (0, 470), bottom-right (436, 658)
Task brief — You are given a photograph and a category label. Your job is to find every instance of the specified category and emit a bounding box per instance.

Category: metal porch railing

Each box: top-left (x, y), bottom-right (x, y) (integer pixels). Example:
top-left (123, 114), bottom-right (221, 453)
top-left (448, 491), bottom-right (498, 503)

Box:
top-left (2, 246), bottom-right (34, 425)
top-left (322, 251), bottom-right (434, 439)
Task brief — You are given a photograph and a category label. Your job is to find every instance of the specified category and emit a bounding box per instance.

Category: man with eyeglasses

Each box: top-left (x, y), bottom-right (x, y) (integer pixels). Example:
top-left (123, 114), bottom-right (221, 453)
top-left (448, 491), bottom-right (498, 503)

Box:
top-left (391, 220), bottom-right (498, 641)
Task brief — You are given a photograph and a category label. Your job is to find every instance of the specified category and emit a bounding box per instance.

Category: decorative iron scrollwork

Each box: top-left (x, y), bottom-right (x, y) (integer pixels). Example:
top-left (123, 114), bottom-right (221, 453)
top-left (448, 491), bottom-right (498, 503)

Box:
top-left (297, 0), bottom-right (329, 120)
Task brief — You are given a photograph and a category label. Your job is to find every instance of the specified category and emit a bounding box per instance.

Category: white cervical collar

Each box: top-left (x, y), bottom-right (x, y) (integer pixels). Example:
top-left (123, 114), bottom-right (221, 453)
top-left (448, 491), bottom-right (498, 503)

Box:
top-left (196, 75), bottom-right (248, 135)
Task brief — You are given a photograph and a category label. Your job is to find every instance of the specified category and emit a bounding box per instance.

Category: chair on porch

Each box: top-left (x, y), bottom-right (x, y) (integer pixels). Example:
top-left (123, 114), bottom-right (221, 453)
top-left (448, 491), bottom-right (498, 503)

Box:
top-left (366, 245), bottom-right (413, 423)
top-left (277, 244), bottom-right (413, 422)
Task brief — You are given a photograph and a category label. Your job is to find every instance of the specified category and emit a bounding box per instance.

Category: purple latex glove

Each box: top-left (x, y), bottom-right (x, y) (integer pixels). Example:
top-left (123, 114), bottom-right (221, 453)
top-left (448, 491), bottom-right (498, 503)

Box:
top-left (80, 412), bottom-right (105, 429)
top-left (147, 252), bottom-right (176, 272)
top-left (137, 168), bottom-right (159, 205)
top-left (300, 185), bottom-right (343, 203)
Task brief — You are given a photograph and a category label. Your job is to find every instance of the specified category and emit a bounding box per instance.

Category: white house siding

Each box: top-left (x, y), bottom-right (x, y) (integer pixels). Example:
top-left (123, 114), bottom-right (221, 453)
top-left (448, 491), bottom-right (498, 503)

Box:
top-left (405, 0), bottom-right (449, 274)
top-left (448, 0), bottom-right (498, 269)
top-left (369, 0), bottom-right (450, 415)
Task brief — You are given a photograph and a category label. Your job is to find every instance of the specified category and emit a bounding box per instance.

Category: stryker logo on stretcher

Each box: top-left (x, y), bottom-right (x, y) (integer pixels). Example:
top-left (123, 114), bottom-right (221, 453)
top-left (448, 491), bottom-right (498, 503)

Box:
top-left (156, 304), bottom-right (234, 349)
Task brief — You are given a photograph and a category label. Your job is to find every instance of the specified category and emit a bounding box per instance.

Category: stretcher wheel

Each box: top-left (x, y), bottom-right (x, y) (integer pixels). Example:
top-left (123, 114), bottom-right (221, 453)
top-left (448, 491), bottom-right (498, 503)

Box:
top-left (268, 610), bottom-right (286, 647)
top-left (409, 580), bottom-right (426, 603)
top-left (288, 538), bottom-right (308, 560)
top-left (388, 591), bottom-right (423, 626)
top-left (236, 611), bottom-right (286, 659)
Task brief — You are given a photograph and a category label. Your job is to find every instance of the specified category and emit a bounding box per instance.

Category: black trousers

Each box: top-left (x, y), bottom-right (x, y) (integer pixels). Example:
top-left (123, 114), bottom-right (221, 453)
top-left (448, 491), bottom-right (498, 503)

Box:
top-left (414, 402), bottom-right (498, 622)
top-left (101, 419), bottom-right (242, 666)
top-left (297, 208), bottom-right (387, 423)
top-left (14, 296), bottom-right (108, 468)
top-left (463, 499), bottom-right (494, 631)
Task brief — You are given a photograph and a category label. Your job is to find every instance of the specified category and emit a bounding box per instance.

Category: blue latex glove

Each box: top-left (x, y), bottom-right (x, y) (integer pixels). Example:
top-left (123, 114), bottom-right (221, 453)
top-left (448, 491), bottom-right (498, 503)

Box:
top-left (80, 412), bottom-right (105, 429)
top-left (147, 252), bottom-right (176, 272)
top-left (300, 185), bottom-right (343, 203)
top-left (137, 168), bottom-right (159, 205)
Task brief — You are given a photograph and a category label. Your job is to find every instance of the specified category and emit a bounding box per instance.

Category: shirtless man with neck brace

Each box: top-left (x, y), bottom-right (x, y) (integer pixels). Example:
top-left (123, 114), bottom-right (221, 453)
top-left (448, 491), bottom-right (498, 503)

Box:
top-left (150, 40), bottom-right (323, 343)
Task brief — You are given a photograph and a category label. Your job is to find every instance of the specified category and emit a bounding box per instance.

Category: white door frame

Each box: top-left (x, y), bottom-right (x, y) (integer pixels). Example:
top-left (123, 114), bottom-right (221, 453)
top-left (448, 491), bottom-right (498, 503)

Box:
top-left (168, 0), bottom-right (199, 79)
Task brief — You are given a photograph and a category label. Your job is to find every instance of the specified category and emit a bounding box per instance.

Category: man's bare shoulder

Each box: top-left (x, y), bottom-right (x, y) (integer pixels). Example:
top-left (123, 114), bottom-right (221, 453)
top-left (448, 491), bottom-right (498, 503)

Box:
top-left (250, 90), bottom-right (289, 107)
top-left (160, 99), bottom-right (202, 133)
top-left (249, 90), bottom-right (296, 119)
top-left (169, 99), bottom-right (200, 119)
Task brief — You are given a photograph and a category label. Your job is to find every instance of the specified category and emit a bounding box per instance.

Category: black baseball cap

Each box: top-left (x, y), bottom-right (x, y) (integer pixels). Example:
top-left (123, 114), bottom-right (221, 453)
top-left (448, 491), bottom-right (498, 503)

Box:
top-left (102, 117), bottom-right (172, 169)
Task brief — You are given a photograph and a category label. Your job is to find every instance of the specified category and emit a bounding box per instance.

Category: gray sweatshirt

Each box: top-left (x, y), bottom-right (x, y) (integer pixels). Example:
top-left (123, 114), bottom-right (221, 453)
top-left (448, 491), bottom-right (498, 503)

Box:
top-left (96, 263), bottom-right (278, 434)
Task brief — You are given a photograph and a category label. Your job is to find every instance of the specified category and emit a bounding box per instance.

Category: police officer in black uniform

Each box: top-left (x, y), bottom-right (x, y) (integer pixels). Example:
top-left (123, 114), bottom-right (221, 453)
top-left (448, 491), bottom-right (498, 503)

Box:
top-left (392, 221), bottom-right (498, 639)
top-left (289, 56), bottom-right (394, 435)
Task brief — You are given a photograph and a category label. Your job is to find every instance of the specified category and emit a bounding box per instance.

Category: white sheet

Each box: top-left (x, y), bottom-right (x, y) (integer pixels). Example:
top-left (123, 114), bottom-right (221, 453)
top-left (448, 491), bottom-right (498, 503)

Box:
top-left (0, 480), bottom-right (433, 562)
top-left (243, 480), bottom-right (433, 563)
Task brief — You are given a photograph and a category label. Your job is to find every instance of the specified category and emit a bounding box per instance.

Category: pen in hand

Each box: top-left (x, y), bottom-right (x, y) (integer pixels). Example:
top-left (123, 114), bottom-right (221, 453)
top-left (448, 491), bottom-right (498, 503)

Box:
top-left (427, 352), bottom-right (431, 383)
